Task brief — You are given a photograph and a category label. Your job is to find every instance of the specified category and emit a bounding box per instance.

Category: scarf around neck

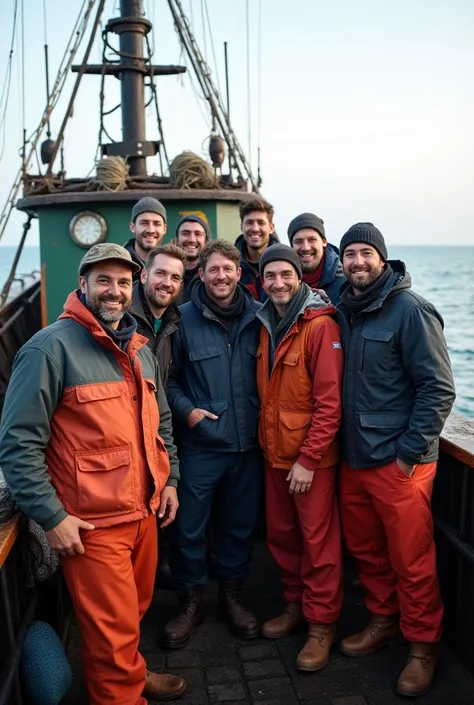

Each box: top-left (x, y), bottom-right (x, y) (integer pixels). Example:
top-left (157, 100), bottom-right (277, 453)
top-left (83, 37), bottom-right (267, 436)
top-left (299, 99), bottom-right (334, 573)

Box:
top-left (267, 282), bottom-right (311, 351)
top-left (340, 263), bottom-right (393, 317)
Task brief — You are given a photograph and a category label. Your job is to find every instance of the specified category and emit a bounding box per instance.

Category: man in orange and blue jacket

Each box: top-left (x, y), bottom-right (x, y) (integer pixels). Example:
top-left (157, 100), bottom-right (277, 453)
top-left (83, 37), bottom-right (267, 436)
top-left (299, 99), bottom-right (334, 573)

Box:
top-left (256, 243), bottom-right (344, 672)
top-left (0, 244), bottom-right (186, 705)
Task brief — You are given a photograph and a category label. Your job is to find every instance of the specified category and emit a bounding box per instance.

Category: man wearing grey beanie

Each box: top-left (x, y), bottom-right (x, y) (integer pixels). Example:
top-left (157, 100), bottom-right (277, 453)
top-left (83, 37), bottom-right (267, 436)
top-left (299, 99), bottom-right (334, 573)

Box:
top-left (256, 243), bottom-right (343, 672)
top-left (337, 222), bottom-right (456, 697)
top-left (125, 197), bottom-right (168, 277)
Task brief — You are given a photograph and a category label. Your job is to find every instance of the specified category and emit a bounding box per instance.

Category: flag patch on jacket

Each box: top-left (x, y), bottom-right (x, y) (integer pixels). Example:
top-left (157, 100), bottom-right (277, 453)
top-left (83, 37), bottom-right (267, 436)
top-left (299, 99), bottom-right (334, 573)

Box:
top-left (332, 342), bottom-right (341, 349)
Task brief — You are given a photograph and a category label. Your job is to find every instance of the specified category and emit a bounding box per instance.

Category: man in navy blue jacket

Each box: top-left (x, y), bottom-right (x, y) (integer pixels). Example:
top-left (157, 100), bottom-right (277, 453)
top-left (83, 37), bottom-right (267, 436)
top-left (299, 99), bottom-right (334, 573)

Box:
top-left (163, 240), bottom-right (262, 648)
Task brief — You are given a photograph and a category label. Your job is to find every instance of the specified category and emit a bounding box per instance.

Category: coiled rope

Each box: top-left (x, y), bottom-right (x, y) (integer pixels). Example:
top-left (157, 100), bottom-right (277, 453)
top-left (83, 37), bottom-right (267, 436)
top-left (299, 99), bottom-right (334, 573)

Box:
top-left (91, 156), bottom-right (129, 192)
top-left (169, 151), bottom-right (219, 190)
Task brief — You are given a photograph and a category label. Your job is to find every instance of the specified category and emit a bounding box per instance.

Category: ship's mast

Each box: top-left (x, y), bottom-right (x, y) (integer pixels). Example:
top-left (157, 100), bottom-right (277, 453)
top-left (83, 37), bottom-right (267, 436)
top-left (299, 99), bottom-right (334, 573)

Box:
top-left (72, 0), bottom-right (185, 177)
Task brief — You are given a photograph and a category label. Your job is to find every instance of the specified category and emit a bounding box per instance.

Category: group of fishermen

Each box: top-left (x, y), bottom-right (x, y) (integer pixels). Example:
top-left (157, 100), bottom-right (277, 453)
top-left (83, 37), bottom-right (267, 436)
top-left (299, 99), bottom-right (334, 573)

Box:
top-left (0, 195), bottom-right (456, 704)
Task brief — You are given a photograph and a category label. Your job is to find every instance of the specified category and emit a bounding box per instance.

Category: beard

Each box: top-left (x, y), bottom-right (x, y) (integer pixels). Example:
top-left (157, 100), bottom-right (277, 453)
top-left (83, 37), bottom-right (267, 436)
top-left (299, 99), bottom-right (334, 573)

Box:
top-left (347, 266), bottom-right (383, 290)
top-left (86, 294), bottom-right (130, 323)
top-left (144, 281), bottom-right (173, 309)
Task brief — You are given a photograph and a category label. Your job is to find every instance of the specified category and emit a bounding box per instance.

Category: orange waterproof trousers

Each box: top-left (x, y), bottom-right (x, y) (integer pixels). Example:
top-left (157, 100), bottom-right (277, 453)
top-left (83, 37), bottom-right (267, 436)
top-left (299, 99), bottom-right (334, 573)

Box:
top-left (265, 462), bottom-right (343, 623)
top-left (340, 460), bottom-right (443, 643)
top-left (61, 514), bottom-right (157, 705)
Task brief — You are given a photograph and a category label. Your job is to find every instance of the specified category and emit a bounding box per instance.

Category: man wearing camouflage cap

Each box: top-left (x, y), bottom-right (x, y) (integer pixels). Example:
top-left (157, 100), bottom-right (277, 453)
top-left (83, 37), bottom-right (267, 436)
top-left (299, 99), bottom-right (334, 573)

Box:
top-left (0, 243), bottom-right (187, 704)
top-left (125, 196), bottom-right (168, 276)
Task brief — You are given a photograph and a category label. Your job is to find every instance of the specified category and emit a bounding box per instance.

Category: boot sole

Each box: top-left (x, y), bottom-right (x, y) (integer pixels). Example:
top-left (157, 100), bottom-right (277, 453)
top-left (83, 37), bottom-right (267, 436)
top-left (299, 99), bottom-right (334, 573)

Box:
top-left (261, 624), bottom-right (305, 640)
top-left (340, 636), bottom-right (404, 658)
top-left (296, 657), bottom-right (329, 672)
top-left (144, 682), bottom-right (188, 701)
top-left (162, 614), bottom-right (205, 650)
top-left (217, 610), bottom-right (260, 640)
top-left (396, 683), bottom-right (433, 698)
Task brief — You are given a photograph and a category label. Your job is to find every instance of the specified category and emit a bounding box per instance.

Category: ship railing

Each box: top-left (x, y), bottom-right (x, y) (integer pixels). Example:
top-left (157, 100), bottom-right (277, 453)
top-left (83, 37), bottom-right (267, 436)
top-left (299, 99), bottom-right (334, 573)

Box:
top-left (0, 279), bottom-right (42, 417)
top-left (0, 514), bottom-right (68, 705)
top-left (0, 515), bottom-right (37, 705)
top-left (433, 410), bottom-right (474, 671)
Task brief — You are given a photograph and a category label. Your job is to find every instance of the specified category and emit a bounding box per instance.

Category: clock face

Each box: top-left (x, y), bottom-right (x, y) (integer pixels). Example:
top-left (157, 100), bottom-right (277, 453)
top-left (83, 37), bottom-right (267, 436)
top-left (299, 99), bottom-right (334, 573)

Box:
top-left (69, 211), bottom-right (107, 248)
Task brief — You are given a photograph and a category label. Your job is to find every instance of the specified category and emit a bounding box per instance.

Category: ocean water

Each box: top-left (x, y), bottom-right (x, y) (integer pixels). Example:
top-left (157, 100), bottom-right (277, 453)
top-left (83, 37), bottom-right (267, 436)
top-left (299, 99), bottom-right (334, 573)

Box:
top-left (1, 244), bottom-right (473, 418)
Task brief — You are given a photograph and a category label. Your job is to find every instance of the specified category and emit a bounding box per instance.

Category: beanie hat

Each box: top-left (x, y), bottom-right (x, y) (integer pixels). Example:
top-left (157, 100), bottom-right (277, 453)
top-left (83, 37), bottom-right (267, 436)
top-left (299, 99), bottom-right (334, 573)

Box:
top-left (288, 213), bottom-right (326, 244)
top-left (175, 214), bottom-right (210, 241)
top-left (131, 197), bottom-right (167, 224)
top-left (339, 222), bottom-right (387, 261)
top-left (259, 243), bottom-right (303, 280)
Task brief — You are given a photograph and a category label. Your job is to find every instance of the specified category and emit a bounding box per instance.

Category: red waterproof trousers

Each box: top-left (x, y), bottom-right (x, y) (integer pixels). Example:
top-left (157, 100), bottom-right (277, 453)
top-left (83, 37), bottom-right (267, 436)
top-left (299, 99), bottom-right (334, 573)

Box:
top-left (61, 514), bottom-right (157, 705)
top-left (339, 460), bottom-right (443, 643)
top-left (265, 462), bottom-right (342, 623)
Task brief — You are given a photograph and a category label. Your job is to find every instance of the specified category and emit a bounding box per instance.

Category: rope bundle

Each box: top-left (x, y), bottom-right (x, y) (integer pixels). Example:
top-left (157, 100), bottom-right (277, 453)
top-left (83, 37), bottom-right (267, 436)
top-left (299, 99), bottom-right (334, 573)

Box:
top-left (92, 156), bottom-right (129, 192)
top-left (169, 151), bottom-right (219, 190)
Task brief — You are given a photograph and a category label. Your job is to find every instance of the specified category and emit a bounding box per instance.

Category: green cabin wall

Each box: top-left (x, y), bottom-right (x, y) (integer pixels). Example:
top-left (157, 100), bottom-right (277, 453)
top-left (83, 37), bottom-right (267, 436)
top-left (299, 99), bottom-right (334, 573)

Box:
top-left (38, 199), bottom-right (240, 323)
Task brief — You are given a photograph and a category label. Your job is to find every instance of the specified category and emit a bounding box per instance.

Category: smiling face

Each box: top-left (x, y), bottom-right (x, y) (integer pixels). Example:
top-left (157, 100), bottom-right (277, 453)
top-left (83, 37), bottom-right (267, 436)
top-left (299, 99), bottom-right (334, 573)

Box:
top-left (130, 212), bottom-right (167, 255)
top-left (176, 221), bottom-right (207, 267)
top-left (199, 252), bottom-right (242, 307)
top-left (291, 228), bottom-right (327, 273)
top-left (141, 253), bottom-right (184, 315)
top-left (262, 260), bottom-right (301, 312)
top-left (79, 261), bottom-right (133, 328)
top-left (342, 242), bottom-right (385, 293)
top-left (241, 210), bottom-right (274, 257)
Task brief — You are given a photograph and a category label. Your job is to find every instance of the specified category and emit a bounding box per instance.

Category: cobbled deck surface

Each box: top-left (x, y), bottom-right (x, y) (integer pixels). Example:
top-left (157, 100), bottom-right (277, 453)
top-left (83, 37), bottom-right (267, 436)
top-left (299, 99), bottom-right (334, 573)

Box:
top-left (63, 541), bottom-right (474, 705)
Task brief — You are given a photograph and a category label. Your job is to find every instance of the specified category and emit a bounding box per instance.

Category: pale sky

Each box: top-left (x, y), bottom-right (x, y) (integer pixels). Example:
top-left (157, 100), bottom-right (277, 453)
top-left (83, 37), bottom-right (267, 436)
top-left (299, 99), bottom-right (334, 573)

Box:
top-left (0, 0), bottom-right (473, 248)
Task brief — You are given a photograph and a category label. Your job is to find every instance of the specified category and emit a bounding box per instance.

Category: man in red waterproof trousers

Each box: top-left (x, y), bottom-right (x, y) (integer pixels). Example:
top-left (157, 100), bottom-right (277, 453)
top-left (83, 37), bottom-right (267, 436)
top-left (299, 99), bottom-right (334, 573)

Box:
top-left (337, 223), bottom-right (456, 697)
top-left (256, 244), bottom-right (344, 671)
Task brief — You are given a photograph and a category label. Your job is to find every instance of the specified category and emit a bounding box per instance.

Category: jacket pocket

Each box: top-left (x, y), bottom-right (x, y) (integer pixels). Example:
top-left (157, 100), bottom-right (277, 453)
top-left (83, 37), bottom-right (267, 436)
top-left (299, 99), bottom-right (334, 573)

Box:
top-left (192, 399), bottom-right (231, 445)
top-left (277, 410), bottom-right (312, 463)
top-left (360, 327), bottom-right (395, 376)
top-left (357, 413), bottom-right (409, 465)
top-left (75, 445), bottom-right (134, 515)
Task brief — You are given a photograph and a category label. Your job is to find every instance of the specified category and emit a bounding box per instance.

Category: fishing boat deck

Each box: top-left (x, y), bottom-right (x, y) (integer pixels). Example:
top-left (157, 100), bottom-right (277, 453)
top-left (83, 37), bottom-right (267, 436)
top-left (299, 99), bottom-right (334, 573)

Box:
top-left (62, 539), bottom-right (474, 705)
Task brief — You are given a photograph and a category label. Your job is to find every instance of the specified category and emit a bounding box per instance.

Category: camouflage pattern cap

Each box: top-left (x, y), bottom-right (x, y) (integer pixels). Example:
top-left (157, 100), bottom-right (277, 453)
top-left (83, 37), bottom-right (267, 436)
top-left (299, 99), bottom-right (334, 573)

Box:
top-left (78, 243), bottom-right (141, 276)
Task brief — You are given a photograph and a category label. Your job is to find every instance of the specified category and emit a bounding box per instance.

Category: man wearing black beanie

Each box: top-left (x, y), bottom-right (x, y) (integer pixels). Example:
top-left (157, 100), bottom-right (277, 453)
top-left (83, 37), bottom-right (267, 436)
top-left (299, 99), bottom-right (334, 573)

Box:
top-left (288, 212), bottom-right (346, 303)
top-left (336, 223), bottom-right (456, 697)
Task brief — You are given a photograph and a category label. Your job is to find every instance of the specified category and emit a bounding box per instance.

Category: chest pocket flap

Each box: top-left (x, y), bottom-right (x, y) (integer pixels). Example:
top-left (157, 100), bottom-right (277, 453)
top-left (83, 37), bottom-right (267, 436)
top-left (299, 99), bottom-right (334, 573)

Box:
top-left (362, 327), bottom-right (395, 343)
top-left (282, 351), bottom-right (301, 366)
top-left (189, 345), bottom-right (221, 362)
top-left (76, 383), bottom-right (123, 403)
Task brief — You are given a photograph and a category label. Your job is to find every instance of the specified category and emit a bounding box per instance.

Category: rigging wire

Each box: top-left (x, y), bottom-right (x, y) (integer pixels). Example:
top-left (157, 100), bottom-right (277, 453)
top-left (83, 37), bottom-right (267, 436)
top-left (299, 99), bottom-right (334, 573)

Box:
top-left (46, 0), bottom-right (106, 176)
top-left (257, 0), bottom-right (262, 185)
top-left (245, 0), bottom-right (251, 168)
top-left (20, 0), bottom-right (26, 170)
top-left (200, 0), bottom-right (208, 61)
top-left (0, 0), bottom-right (19, 165)
top-left (203, 0), bottom-right (221, 96)
top-left (0, 0), bottom-right (98, 243)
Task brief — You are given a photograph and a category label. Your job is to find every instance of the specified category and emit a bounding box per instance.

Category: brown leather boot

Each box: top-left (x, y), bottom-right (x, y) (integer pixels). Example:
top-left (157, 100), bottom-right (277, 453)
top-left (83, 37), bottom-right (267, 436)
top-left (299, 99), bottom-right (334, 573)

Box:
top-left (261, 602), bottom-right (305, 639)
top-left (396, 642), bottom-right (438, 697)
top-left (296, 623), bottom-right (336, 671)
top-left (340, 613), bottom-right (401, 657)
top-left (162, 588), bottom-right (204, 649)
top-left (218, 579), bottom-right (260, 639)
top-left (143, 670), bottom-right (187, 701)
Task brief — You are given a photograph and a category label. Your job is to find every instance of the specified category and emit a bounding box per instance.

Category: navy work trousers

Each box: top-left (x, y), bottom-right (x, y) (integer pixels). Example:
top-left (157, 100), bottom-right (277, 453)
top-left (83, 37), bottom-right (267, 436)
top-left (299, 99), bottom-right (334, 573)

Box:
top-left (169, 448), bottom-right (262, 593)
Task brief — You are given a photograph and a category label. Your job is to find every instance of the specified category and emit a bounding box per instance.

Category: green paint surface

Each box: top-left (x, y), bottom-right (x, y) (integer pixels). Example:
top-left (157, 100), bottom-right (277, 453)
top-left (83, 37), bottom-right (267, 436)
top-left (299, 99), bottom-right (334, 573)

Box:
top-left (38, 199), bottom-right (241, 322)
